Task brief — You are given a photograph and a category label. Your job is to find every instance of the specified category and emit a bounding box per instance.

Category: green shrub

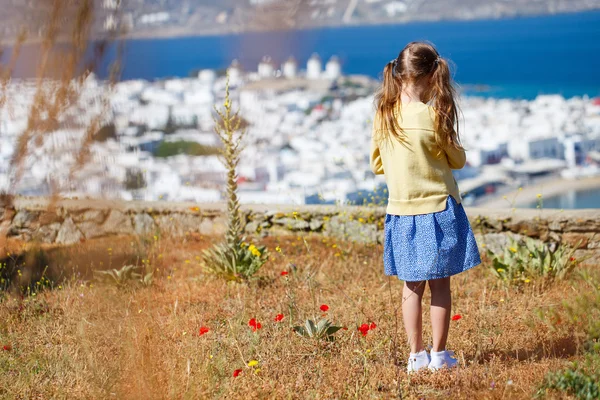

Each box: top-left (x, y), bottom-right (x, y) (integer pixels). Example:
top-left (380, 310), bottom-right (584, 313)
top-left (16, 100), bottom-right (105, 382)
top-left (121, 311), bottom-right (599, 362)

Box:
top-left (293, 318), bottom-right (343, 342)
top-left (154, 140), bottom-right (219, 158)
top-left (202, 240), bottom-right (268, 282)
top-left (487, 237), bottom-right (580, 285)
top-left (93, 265), bottom-right (154, 287)
top-left (536, 353), bottom-right (600, 400)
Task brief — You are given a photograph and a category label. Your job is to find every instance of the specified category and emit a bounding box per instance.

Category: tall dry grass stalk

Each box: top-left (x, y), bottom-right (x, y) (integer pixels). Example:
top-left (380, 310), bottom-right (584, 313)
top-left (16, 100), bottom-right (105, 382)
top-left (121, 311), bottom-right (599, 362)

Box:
top-left (1, 0), bottom-right (125, 201)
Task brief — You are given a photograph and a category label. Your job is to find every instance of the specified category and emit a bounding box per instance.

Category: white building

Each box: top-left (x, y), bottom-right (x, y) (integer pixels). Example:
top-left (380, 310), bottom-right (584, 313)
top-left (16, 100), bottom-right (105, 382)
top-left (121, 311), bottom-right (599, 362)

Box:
top-left (307, 54), bottom-right (322, 80)
top-left (228, 60), bottom-right (244, 86)
top-left (198, 69), bottom-right (216, 84)
top-left (282, 57), bottom-right (298, 79)
top-left (325, 56), bottom-right (342, 80)
top-left (258, 56), bottom-right (276, 79)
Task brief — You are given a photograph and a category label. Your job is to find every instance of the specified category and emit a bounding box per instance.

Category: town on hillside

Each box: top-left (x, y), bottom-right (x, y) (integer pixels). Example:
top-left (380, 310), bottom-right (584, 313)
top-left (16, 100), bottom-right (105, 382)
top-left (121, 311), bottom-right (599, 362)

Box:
top-left (1, 55), bottom-right (599, 206)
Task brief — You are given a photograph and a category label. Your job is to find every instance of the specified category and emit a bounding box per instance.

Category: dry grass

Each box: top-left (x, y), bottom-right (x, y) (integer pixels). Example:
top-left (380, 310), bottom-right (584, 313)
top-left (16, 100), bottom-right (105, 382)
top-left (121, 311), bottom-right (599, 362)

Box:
top-left (0, 233), bottom-right (597, 399)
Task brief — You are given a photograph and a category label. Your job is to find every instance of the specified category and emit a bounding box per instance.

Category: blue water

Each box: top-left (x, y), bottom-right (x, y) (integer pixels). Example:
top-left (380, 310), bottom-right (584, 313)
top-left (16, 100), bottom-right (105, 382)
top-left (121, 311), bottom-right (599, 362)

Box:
top-left (526, 188), bottom-right (600, 209)
top-left (6, 11), bottom-right (600, 99)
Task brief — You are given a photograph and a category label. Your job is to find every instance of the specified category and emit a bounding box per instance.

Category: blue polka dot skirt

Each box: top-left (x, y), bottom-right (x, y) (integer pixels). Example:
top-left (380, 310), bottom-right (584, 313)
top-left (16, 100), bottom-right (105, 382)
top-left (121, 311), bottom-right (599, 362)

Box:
top-left (383, 196), bottom-right (481, 282)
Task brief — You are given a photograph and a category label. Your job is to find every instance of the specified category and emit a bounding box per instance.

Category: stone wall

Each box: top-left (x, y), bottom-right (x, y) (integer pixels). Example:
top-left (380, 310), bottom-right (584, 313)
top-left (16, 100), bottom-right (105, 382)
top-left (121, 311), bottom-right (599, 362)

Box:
top-left (1, 197), bottom-right (598, 265)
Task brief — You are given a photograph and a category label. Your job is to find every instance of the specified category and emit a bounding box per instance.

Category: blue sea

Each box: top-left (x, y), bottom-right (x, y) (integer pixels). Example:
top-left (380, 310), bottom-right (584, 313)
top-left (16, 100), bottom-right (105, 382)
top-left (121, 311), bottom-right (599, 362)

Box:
top-left (8, 11), bottom-right (600, 99)
top-left (9, 10), bottom-right (599, 99)
top-left (526, 188), bottom-right (600, 209)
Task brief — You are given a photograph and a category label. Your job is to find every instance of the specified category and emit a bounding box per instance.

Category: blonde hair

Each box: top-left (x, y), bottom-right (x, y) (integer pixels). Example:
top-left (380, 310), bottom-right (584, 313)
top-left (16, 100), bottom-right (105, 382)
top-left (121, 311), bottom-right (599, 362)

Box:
top-left (374, 42), bottom-right (462, 152)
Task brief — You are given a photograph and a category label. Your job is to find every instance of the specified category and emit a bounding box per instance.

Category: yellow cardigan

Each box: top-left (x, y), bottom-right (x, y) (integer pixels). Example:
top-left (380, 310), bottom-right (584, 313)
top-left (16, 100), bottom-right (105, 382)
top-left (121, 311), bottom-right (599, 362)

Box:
top-left (370, 101), bottom-right (466, 216)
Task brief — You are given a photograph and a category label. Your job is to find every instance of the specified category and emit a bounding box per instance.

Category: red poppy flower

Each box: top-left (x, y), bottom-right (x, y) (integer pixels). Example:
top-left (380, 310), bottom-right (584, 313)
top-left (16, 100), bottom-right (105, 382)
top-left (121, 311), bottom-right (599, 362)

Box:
top-left (369, 322), bottom-right (377, 330)
top-left (233, 369), bottom-right (242, 377)
top-left (358, 324), bottom-right (370, 336)
top-left (2, 344), bottom-right (11, 351)
top-left (199, 326), bottom-right (209, 336)
top-left (274, 313), bottom-right (284, 322)
top-left (320, 304), bottom-right (329, 312)
top-left (249, 318), bottom-right (262, 331)
top-left (280, 271), bottom-right (289, 276)
top-left (570, 257), bottom-right (576, 262)
top-left (451, 314), bottom-right (462, 321)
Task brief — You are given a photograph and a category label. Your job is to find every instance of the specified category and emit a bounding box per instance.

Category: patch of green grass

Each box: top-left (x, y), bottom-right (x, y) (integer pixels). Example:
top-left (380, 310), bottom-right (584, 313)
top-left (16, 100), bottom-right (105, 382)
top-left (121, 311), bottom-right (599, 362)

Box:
top-left (154, 141), bottom-right (220, 158)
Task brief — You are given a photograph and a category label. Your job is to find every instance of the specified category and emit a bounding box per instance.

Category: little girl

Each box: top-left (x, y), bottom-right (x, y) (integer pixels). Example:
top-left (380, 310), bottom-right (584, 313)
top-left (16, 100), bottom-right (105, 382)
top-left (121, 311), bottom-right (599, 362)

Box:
top-left (370, 42), bottom-right (481, 373)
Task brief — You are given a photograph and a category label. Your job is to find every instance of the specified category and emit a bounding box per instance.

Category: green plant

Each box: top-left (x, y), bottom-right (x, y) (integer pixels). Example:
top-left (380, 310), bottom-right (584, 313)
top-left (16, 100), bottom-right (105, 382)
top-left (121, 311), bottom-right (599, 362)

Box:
top-left (202, 241), bottom-right (268, 282)
top-left (293, 318), bottom-right (343, 342)
top-left (93, 265), bottom-right (153, 287)
top-left (488, 237), bottom-right (580, 285)
top-left (153, 140), bottom-right (220, 158)
top-left (202, 76), bottom-right (268, 281)
top-left (536, 353), bottom-right (600, 400)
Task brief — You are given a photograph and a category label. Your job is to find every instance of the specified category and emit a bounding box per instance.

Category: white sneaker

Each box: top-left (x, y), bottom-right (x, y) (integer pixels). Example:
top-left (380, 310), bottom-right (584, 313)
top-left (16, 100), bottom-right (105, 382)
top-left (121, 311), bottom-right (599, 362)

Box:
top-left (407, 350), bottom-right (431, 373)
top-left (428, 350), bottom-right (458, 371)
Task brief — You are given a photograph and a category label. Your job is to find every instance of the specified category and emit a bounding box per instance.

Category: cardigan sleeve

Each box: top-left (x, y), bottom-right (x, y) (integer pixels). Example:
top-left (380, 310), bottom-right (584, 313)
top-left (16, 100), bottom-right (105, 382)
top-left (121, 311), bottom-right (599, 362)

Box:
top-left (370, 121), bottom-right (385, 175)
top-left (445, 145), bottom-right (467, 170)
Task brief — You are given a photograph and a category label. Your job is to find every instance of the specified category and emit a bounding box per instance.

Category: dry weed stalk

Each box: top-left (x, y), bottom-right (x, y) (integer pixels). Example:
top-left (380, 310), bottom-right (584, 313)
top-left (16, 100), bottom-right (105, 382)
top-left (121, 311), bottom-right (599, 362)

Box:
top-left (1, 0), bottom-right (124, 199)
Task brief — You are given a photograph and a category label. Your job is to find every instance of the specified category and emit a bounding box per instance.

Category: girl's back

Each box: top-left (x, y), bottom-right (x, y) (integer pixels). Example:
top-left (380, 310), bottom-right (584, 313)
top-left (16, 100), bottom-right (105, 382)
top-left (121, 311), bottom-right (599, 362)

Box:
top-left (371, 101), bottom-right (466, 216)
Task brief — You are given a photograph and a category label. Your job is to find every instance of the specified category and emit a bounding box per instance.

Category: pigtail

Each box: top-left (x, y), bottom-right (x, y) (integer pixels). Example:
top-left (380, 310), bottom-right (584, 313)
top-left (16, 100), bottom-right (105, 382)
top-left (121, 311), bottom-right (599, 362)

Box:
top-left (430, 58), bottom-right (462, 151)
top-left (374, 60), bottom-right (404, 145)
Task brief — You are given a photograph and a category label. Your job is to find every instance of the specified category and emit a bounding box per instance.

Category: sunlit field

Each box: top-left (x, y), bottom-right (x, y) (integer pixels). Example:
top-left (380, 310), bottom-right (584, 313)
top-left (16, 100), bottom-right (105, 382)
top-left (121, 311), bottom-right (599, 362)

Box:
top-left (1, 232), bottom-right (598, 399)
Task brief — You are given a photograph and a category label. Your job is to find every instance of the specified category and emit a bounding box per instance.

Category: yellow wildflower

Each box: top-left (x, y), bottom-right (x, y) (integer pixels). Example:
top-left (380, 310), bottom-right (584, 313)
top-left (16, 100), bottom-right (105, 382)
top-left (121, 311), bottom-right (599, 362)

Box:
top-left (247, 360), bottom-right (259, 367)
top-left (497, 268), bottom-right (505, 273)
top-left (524, 279), bottom-right (531, 283)
top-left (509, 247), bottom-right (517, 253)
top-left (248, 244), bottom-right (261, 257)
top-left (275, 246), bottom-right (282, 253)
top-left (536, 194), bottom-right (542, 199)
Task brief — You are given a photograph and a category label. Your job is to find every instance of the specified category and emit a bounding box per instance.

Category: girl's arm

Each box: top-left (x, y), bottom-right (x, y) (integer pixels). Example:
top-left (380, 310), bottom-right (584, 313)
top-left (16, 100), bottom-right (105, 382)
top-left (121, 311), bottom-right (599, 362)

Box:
top-left (445, 145), bottom-right (466, 170)
top-left (370, 119), bottom-right (385, 175)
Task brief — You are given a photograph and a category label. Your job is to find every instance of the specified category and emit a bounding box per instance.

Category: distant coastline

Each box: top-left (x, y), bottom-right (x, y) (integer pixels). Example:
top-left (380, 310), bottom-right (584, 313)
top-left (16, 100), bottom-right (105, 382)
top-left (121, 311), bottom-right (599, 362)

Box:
top-left (477, 176), bottom-right (600, 209)
top-left (2, 9), bottom-right (600, 46)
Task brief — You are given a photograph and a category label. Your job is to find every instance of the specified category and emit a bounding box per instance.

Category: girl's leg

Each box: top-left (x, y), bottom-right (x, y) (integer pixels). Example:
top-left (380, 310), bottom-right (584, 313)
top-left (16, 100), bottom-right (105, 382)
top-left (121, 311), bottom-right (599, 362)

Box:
top-left (429, 277), bottom-right (451, 352)
top-left (402, 280), bottom-right (426, 354)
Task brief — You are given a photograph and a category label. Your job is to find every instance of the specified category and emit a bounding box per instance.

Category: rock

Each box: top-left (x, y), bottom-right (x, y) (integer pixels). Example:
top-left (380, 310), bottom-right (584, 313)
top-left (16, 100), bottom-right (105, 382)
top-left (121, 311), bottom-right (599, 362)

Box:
top-left (563, 218), bottom-right (600, 233)
top-left (101, 210), bottom-right (134, 236)
top-left (0, 208), bottom-right (15, 236)
top-left (134, 213), bottom-right (157, 236)
top-left (309, 219), bottom-right (324, 231)
top-left (345, 219), bottom-right (377, 243)
top-left (244, 220), bottom-right (261, 234)
top-left (32, 223), bottom-right (61, 243)
top-left (12, 210), bottom-right (39, 228)
top-left (56, 217), bottom-right (83, 245)
top-left (72, 209), bottom-right (107, 224)
top-left (483, 217), bottom-right (504, 231)
top-left (476, 232), bottom-right (523, 256)
top-left (574, 249), bottom-right (600, 267)
top-left (323, 215), bottom-right (378, 244)
top-left (199, 216), bottom-right (227, 236)
top-left (376, 229), bottom-right (384, 244)
top-left (548, 218), bottom-right (564, 231)
top-left (155, 213), bottom-right (203, 237)
top-left (562, 232), bottom-right (594, 249)
top-left (272, 217), bottom-right (310, 231)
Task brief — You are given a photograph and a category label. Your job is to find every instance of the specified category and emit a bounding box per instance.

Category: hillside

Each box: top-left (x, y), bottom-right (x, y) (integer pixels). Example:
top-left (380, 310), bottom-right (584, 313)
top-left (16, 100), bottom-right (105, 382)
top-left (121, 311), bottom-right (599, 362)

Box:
top-left (1, 0), bottom-right (599, 43)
